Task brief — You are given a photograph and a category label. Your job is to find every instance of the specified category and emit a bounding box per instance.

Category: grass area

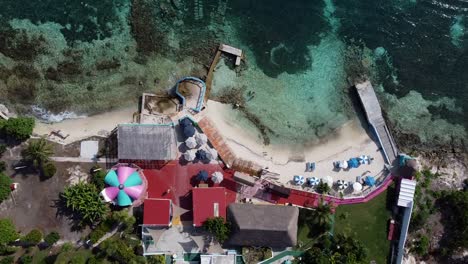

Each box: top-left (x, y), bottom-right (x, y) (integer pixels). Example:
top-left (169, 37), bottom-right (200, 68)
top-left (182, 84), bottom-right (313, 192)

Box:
top-left (334, 186), bottom-right (394, 264)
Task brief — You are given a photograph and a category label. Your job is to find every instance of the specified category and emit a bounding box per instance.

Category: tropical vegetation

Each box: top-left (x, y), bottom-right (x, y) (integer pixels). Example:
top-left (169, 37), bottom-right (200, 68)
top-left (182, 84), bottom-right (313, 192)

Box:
top-left (316, 181), bottom-right (331, 194)
top-left (301, 234), bottom-right (368, 264)
top-left (61, 182), bottom-right (108, 225)
top-left (0, 117), bottom-right (35, 142)
top-left (44, 231), bottom-right (60, 246)
top-left (0, 219), bottom-right (18, 245)
top-left (0, 173), bottom-right (12, 203)
top-left (21, 137), bottom-right (53, 169)
top-left (21, 229), bottom-right (42, 245)
top-left (202, 217), bottom-right (231, 242)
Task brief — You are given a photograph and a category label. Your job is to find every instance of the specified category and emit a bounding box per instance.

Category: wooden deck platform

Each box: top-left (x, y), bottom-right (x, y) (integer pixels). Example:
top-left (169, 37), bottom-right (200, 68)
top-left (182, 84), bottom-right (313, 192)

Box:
top-left (356, 81), bottom-right (398, 164)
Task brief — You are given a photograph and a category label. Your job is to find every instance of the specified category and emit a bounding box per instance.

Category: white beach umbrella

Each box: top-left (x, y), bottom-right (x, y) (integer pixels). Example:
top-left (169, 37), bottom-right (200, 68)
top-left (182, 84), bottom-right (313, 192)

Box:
top-left (353, 182), bottom-right (363, 193)
top-left (205, 148), bottom-right (218, 160)
top-left (307, 177), bottom-right (320, 186)
top-left (337, 180), bottom-right (349, 190)
top-left (183, 150), bottom-right (197, 161)
top-left (211, 171), bottom-right (224, 184)
top-left (293, 175), bottom-right (305, 185)
top-left (185, 137), bottom-right (197, 149)
top-left (195, 133), bottom-right (208, 145)
top-left (339, 160), bottom-right (348, 169)
top-left (322, 176), bottom-right (333, 186)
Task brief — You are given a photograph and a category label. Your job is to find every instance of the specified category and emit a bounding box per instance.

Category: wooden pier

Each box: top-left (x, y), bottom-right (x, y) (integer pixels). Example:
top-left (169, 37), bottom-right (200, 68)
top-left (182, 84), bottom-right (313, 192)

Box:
top-left (356, 81), bottom-right (398, 164)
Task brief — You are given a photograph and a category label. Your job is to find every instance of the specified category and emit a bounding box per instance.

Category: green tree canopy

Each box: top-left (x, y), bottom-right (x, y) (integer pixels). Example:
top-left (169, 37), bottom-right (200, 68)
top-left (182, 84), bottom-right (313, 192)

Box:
top-left (44, 231), bottom-right (60, 246)
top-left (21, 229), bottom-right (42, 245)
top-left (99, 237), bottom-right (140, 264)
top-left (2, 117), bottom-right (35, 141)
top-left (438, 190), bottom-right (468, 253)
top-left (0, 219), bottom-right (19, 245)
top-left (308, 200), bottom-right (333, 233)
top-left (203, 217), bottom-right (231, 242)
top-left (61, 182), bottom-right (108, 225)
top-left (0, 173), bottom-right (12, 203)
top-left (21, 137), bottom-right (53, 169)
top-left (316, 182), bottom-right (331, 194)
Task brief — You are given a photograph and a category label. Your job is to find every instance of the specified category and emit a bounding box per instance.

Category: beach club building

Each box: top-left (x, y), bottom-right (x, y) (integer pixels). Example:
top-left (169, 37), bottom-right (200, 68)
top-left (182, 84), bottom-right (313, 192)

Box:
top-left (192, 187), bottom-right (227, 227)
top-left (108, 124), bottom-right (178, 169)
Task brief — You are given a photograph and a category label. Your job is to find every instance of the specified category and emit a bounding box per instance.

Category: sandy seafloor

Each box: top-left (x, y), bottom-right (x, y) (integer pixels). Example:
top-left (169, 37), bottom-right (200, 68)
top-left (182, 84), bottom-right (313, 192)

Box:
top-left (0, 0), bottom-right (467, 151)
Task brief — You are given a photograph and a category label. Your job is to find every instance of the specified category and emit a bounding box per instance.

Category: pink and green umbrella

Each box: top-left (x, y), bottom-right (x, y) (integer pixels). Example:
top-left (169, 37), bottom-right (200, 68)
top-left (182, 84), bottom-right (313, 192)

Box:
top-left (103, 166), bottom-right (145, 206)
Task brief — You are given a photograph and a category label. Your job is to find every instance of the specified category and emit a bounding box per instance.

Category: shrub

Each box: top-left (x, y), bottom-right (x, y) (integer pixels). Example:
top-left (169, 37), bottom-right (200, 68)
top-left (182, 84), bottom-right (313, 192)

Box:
top-left (412, 235), bottom-right (430, 256)
top-left (202, 217), bottom-right (231, 242)
top-left (90, 167), bottom-right (106, 190)
top-left (147, 255), bottom-right (165, 264)
top-left (0, 162), bottom-right (6, 172)
top-left (2, 117), bottom-right (34, 141)
top-left (316, 181), bottom-right (330, 194)
top-left (18, 254), bottom-right (32, 264)
top-left (0, 173), bottom-right (12, 203)
top-left (0, 219), bottom-right (18, 245)
top-left (0, 244), bottom-right (16, 255)
top-left (89, 228), bottom-right (106, 244)
top-left (0, 144), bottom-right (6, 157)
top-left (22, 229), bottom-right (42, 245)
top-left (60, 242), bottom-right (73, 253)
top-left (41, 162), bottom-right (56, 179)
top-left (44, 231), bottom-right (60, 246)
top-left (0, 256), bottom-right (14, 264)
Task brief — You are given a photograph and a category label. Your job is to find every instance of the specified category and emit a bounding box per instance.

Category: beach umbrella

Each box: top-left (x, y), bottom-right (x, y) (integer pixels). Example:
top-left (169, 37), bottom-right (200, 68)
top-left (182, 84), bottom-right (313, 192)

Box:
top-left (307, 177), bottom-right (319, 186)
top-left (321, 176), bottom-right (333, 186)
top-left (197, 170), bottom-right (209, 182)
top-left (348, 158), bottom-right (359, 168)
top-left (196, 149), bottom-right (208, 160)
top-left (195, 133), bottom-right (208, 145)
top-left (358, 155), bottom-right (370, 165)
top-left (179, 118), bottom-right (193, 127)
top-left (365, 176), bottom-right (376, 187)
top-left (211, 171), bottom-right (223, 184)
top-left (205, 148), bottom-right (218, 160)
top-left (293, 175), bottom-right (305, 185)
top-left (339, 160), bottom-right (348, 169)
top-left (183, 149), bottom-right (196, 161)
top-left (353, 182), bottom-right (363, 193)
top-left (337, 180), bottom-right (349, 190)
top-left (183, 125), bottom-right (196, 138)
top-left (185, 137), bottom-right (197, 149)
top-left (103, 166), bottom-right (145, 206)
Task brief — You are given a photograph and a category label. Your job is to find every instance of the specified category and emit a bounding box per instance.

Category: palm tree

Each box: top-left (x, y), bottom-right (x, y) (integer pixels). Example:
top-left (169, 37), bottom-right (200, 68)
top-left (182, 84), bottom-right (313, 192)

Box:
top-left (309, 200), bottom-right (333, 232)
top-left (22, 137), bottom-right (54, 169)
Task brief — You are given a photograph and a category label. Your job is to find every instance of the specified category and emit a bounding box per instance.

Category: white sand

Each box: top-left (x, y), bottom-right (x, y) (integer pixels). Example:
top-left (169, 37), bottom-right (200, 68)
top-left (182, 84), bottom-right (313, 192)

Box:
top-left (34, 107), bottom-right (137, 144)
top-left (204, 100), bottom-right (387, 194)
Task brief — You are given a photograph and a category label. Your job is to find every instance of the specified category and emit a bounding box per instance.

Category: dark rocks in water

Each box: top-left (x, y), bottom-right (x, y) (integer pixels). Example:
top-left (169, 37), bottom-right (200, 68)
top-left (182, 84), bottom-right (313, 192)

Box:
top-left (57, 60), bottom-right (83, 76)
top-left (5, 76), bottom-right (36, 104)
top-left (12, 63), bottom-right (41, 80)
top-left (0, 26), bottom-right (48, 61)
top-left (96, 58), bottom-right (121, 71)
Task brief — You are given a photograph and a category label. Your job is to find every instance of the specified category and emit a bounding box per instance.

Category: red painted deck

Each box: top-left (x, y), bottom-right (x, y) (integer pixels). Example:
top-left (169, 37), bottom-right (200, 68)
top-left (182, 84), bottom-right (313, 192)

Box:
top-left (143, 161), bottom-right (237, 221)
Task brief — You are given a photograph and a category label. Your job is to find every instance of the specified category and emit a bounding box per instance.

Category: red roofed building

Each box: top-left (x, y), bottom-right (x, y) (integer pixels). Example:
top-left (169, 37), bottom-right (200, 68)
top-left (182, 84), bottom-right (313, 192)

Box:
top-left (143, 198), bottom-right (172, 226)
top-left (192, 187), bottom-right (227, 227)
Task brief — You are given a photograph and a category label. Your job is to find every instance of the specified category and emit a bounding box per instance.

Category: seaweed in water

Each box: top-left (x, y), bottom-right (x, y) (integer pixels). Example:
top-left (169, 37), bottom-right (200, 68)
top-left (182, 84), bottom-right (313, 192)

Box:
top-left (0, 26), bottom-right (48, 61)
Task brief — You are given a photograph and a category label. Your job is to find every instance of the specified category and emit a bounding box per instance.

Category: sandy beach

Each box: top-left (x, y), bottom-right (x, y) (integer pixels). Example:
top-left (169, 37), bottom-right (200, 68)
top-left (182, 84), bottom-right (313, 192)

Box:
top-left (33, 107), bottom-right (138, 144)
top-left (204, 100), bottom-right (387, 193)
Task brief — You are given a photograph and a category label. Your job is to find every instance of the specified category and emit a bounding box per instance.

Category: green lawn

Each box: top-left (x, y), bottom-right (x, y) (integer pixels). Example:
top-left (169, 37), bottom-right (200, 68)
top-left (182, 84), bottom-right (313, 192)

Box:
top-left (334, 187), bottom-right (394, 264)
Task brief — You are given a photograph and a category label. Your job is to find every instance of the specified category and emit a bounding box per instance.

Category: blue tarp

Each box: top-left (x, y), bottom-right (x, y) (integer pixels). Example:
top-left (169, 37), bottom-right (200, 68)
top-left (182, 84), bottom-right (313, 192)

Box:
top-left (348, 158), bottom-right (360, 168)
top-left (365, 176), bottom-right (376, 186)
top-left (197, 170), bottom-right (209, 181)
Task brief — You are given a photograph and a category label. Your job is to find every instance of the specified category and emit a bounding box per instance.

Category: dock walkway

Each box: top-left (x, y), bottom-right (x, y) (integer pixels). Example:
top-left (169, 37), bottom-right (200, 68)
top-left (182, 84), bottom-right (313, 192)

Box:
top-left (356, 81), bottom-right (398, 164)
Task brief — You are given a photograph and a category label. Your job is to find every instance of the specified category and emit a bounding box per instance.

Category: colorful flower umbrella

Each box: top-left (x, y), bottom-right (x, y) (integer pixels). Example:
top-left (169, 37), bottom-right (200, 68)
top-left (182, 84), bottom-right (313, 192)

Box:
top-left (103, 166), bottom-right (145, 206)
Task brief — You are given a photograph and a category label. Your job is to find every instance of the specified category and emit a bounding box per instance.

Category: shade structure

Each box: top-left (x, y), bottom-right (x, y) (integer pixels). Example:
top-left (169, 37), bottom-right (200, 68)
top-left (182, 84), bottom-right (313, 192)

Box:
top-left (321, 176), bottom-right (333, 186)
top-left (205, 148), bottom-right (218, 160)
top-left (307, 177), bottom-right (319, 186)
top-left (358, 155), bottom-right (370, 165)
top-left (337, 180), bottom-right (348, 190)
top-left (353, 182), bottom-right (363, 193)
top-left (183, 125), bottom-right (196, 138)
top-left (365, 176), bottom-right (376, 187)
top-left (103, 166), bottom-right (145, 206)
top-left (185, 137), bottom-right (197, 149)
top-left (293, 175), bottom-right (305, 185)
top-left (211, 171), bottom-right (224, 184)
top-left (196, 149), bottom-right (208, 160)
top-left (197, 170), bottom-right (209, 181)
top-left (183, 149), bottom-right (197, 161)
top-left (348, 158), bottom-right (360, 168)
top-left (195, 133), bottom-right (208, 145)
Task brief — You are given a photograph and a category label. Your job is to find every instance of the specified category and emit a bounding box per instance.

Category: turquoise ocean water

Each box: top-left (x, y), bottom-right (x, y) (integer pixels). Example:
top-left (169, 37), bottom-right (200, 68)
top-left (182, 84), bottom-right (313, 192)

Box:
top-left (0, 0), bottom-right (466, 146)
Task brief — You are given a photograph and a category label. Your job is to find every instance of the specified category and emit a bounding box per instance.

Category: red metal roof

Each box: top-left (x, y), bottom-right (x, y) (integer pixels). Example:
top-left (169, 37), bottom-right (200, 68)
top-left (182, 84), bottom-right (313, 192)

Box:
top-left (143, 198), bottom-right (172, 226)
top-left (192, 187), bottom-right (227, 227)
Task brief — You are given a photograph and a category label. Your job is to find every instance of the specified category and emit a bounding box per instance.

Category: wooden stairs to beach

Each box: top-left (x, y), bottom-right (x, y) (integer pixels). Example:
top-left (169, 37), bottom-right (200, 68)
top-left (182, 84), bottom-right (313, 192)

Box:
top-left (356, 81), bottom-right (398, 164)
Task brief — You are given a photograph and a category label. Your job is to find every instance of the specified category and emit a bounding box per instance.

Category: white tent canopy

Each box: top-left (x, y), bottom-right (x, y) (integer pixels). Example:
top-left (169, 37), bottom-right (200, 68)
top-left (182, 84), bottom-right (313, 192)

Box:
top-left (211, 171), bottom-right (224, 184)
top-left (183, 149), bottom-right (197, 161)
top-left (195, 133), bottom-right (208, 145)
top-left (185, 137), bottom-right (197, 149)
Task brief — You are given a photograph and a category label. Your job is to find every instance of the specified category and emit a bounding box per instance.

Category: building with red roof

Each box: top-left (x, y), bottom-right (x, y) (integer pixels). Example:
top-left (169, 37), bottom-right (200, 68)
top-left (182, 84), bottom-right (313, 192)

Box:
top-left (143, 198), bottom-right (172, 226)
top-left (192, 187), bottom-right (227, 227)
